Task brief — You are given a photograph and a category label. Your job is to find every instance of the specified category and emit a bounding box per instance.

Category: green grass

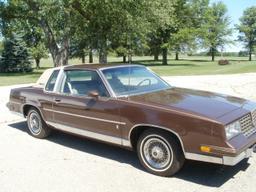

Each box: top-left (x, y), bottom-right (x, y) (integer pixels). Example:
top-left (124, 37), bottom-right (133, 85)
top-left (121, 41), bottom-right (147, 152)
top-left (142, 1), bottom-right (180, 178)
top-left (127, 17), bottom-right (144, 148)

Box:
top-left (0, 55), bottom-right (256, 86)
top-left (145, 56), bottom-right (256, 76)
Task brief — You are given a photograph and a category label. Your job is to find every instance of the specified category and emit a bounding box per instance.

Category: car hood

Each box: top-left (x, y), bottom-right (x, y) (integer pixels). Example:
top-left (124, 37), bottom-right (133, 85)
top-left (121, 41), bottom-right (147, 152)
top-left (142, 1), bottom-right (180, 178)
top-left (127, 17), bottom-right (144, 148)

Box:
top-left (128, 87), bottom-right (248, 119)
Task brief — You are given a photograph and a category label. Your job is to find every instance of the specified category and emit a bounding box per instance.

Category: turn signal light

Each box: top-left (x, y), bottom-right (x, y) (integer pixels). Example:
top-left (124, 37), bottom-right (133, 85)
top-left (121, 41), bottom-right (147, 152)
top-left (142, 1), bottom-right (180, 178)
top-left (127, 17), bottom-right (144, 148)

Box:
top-left (200, 146), bottom-right (211, 153)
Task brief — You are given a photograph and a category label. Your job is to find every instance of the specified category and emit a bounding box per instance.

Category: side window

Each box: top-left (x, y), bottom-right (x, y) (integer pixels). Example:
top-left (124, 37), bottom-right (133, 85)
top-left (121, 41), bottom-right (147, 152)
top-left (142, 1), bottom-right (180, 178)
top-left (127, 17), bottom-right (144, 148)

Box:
top-left (61, 70), bottom-right (109, 97)
top-left (45, 70), bottom-right (60, 91)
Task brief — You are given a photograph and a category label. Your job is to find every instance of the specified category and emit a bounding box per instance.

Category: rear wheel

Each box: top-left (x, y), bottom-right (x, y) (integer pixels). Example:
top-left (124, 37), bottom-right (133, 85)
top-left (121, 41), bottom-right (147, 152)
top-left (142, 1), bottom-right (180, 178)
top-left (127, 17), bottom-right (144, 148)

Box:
top-left (27, 108), bottom-right (51, 139)
top-left (137, 129), bottom-right (185, 177)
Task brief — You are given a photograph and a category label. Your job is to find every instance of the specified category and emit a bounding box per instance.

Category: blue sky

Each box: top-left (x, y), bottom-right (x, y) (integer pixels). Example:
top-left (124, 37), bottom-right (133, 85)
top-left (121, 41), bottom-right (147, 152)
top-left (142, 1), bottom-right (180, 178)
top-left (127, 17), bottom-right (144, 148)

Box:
top-left (211, 0), bottom-right (256, 52)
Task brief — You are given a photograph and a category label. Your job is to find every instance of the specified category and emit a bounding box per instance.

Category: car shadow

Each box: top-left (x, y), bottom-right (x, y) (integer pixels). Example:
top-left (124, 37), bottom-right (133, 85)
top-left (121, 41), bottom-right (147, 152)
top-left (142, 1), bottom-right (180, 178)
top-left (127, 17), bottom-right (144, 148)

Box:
top-left (8, 121), bottom-right (251, 187)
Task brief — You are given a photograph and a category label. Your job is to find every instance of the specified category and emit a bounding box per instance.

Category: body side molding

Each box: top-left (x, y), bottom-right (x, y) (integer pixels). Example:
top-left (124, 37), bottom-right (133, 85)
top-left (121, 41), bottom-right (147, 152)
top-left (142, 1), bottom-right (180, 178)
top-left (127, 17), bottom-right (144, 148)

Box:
top-left (46, 121), bottom-right (130, 146)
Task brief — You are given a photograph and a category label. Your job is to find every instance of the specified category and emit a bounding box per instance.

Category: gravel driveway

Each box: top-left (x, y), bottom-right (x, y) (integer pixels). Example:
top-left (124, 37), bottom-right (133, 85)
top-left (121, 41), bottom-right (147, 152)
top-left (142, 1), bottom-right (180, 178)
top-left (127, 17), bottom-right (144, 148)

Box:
top-left (0, 73), bottom-right (256, 192)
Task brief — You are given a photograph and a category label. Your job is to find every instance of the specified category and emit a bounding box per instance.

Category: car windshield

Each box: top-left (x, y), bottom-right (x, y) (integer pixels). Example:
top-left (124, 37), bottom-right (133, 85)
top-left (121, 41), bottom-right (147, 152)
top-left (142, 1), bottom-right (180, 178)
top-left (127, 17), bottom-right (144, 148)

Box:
top-left (102, 66), bottom-right (170, 96)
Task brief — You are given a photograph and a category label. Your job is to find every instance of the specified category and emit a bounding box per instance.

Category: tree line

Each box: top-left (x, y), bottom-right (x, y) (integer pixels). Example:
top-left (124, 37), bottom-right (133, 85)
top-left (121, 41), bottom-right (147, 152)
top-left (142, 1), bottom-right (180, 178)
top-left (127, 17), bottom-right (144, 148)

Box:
top-left (0, 0), bottom-right (256, 71)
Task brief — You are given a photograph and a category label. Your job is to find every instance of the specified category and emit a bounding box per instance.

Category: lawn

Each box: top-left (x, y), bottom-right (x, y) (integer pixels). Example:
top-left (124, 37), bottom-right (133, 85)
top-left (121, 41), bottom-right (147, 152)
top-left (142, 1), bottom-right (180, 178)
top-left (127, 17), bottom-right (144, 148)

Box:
top-left (0, 55), bottom-right (256, 86)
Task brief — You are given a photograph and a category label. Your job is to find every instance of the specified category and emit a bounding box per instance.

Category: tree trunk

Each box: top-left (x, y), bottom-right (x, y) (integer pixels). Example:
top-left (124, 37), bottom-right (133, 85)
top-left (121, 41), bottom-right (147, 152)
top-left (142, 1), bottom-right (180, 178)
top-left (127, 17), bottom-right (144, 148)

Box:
top-left (211, 47), bottom-right (215, 61)
top-left (39, 19), bottom-right (69, 67)
top-left (82, 54), bottom-right (85, 63)
top-left (162, 48), bottom-right (168, 65)
top-left (35, 58), bottom-right (40, 69)
top-left (27, 2), bottom-right (70, 67)
top-left (249, 46), bottom-right (252, 61)
top-left (211, 51), bottom-right (215, 61)
top-left (123, 55), bottom-right (127, 63)
top-left (128, 54), bottom-right (132, 64)
top-left (154, 53), bottom-right (159, 61)
top-left (99, 48), bottom-right (107, 64)
top-left (99, 39), bottom-right (107, 64)
top-left (89, 49), bottom-right (93, 63)
top-left (52, 40), bottom-right (69, 67)
top-left (175, 51), bottom-right (179, 60)
top-left (52, 51), bottom-right (69, 66)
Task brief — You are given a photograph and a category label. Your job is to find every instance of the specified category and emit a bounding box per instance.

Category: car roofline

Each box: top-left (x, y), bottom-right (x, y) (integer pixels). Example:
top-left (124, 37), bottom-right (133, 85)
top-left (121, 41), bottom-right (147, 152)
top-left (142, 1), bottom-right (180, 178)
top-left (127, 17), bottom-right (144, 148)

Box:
top-left (62, 64), bottom-right (145, 71)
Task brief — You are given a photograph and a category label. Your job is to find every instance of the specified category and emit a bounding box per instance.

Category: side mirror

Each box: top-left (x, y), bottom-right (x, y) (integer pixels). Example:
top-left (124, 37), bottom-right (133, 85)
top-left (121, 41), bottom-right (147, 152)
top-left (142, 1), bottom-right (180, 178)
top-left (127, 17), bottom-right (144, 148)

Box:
top-left (88, 91), bottom-right (99, 99)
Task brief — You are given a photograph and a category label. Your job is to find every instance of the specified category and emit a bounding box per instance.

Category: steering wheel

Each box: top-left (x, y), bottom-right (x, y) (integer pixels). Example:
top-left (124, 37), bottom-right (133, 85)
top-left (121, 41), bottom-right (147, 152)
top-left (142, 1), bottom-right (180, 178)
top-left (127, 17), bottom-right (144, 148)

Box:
top-left (137, 79), bottom-right (151, 86)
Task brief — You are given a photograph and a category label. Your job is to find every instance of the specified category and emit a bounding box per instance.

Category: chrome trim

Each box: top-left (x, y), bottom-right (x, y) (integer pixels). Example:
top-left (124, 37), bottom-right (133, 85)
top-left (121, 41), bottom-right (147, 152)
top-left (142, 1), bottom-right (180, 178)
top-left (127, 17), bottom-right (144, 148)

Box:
top-left (9, 101), bottom-right (22, 105)
top-left (185, 147), bottom-right (253, 166)
top-left (55, 68), bottom-right (66, 94)
top-left (97, 69), bottom-right (117, 98)
top-left (223, 148), bottom-right (252, 165)
top-left (50, 68), bottom-right (115, 98)
top-left (43, 67), bottom-right (64, 94)
top-left (128, 124), bottom-right (186, 153)
top-left (185, 153), bottom-right (223, 164)
top-left (43, 108), bottom-right (126, 125)
top-left (46, 121), bottom-right (123, 145)
top-left (122, 139), bottom-right (132, 147)
top-left (146, 67), bottom-right (171, 87)
top-left (22, 104), bottom-right (47, 121)
top-left (99, 64), bottom-right (143, 71)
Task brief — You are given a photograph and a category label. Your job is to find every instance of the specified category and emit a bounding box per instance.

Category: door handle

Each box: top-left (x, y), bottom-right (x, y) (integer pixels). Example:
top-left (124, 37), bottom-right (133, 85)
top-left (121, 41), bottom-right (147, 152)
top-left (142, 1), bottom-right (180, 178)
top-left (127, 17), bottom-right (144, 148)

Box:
top-left (55, 98), bottom-right (61, 103)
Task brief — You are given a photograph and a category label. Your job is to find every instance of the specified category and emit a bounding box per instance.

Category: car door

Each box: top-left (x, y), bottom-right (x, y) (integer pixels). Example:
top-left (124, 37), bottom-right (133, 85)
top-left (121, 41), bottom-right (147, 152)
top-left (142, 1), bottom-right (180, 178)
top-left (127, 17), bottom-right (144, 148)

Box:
top-left (40, 69), bottom-right (60, 123)
top-left (51, 69), bottom-right (124, 145)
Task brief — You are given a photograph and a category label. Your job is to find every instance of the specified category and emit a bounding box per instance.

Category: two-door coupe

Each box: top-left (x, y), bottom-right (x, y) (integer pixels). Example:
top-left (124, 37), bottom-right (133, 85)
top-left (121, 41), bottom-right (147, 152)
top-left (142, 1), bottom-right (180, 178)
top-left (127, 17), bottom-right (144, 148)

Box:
top-left (7, 64), bottom-right (256, 176)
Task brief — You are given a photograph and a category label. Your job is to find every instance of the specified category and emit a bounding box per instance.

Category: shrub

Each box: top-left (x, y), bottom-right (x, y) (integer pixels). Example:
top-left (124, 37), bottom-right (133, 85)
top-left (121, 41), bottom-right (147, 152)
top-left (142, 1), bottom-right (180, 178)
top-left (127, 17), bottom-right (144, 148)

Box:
top-left (218, 59), bottom-right (229, 65)
top-left (0, 35), bottom-right (32, 73)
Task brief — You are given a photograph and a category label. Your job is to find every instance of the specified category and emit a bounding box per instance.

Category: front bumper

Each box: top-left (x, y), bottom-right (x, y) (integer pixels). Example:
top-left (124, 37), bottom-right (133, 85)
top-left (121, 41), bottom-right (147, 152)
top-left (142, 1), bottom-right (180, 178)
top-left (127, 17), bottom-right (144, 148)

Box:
top-left (223, 147), bottom-right (253, 165)
top-left (185, 144), bottom-right (255, 166)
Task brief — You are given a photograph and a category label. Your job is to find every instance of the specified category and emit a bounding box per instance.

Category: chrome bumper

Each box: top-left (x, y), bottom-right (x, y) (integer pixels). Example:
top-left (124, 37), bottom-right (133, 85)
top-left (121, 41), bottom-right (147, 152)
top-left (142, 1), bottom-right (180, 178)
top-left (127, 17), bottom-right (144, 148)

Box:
top-left (185, 145), bottom-right (255, 166)
top-left (223, 147), bottom-right (252, 166)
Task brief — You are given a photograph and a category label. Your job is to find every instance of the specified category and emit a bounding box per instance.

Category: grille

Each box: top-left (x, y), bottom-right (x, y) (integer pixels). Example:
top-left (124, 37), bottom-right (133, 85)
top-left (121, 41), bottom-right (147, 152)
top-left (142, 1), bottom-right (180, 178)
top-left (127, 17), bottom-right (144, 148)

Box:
top-left (252, 110), bottom-right (256, 126)
top-left (239, 113), bottom-right (256, 137)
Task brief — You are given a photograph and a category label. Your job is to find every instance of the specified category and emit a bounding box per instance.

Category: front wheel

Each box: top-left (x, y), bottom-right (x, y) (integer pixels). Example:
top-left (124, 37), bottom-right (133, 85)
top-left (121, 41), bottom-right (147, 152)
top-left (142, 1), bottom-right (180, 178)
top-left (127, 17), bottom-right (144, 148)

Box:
top-left (137, 130), bottom-right (185, 177)
top-left (27, 108), bottom-right (51, 139)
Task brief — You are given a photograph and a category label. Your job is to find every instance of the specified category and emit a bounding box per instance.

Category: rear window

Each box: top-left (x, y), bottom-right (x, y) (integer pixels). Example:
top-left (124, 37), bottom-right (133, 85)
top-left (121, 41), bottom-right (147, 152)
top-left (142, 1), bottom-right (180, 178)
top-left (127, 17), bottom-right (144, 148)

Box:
top-left (45, 70), bottom-right (60, 91)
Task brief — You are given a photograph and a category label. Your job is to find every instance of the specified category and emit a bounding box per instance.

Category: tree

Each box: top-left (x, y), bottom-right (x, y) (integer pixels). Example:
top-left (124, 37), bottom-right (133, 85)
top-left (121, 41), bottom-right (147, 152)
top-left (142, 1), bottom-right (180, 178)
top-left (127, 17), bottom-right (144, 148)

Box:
top-left (236, 6), bottom-right (256, 61)
top-left (147, 33), bottom-right (162, 61)
top-left (0, 3), bottom-right (49, 68)
top-left (145, 0), bottom-right (178, 65)
top-left (0, 34), bottom-right (32, 72)
top-left (74, 0), bottom-right (155, 64)
top-left (0, 40), bottom-right (3, 53)
top-left (1, 0), bottom-right (82, 66)
top-left (202, 2), bottom-right (232, 61)
top-left (169, 0), bottom-right (209, 60)
top-left (30, 43), bottom-right (48, 69)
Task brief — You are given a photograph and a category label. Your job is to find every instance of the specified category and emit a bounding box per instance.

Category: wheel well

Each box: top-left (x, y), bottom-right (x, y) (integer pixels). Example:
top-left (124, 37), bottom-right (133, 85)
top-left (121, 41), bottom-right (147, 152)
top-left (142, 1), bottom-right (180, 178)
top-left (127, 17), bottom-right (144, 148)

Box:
top-left (130, 126), bottom-right (184, 153)
top-left (23, 104), bottom-right (37, 117)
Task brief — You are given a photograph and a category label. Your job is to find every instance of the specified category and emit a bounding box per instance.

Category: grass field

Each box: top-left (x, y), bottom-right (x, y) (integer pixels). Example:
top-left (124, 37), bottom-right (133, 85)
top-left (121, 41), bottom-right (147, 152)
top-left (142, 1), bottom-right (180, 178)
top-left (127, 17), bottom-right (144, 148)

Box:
top-left (0, 55), bottom-right (255, 86)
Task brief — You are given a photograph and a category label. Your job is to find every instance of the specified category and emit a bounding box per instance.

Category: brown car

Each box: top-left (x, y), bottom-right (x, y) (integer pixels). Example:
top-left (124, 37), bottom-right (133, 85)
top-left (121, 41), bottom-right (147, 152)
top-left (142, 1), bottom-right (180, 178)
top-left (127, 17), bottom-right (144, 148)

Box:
top-left (7, 64), bottom-right (256, 177)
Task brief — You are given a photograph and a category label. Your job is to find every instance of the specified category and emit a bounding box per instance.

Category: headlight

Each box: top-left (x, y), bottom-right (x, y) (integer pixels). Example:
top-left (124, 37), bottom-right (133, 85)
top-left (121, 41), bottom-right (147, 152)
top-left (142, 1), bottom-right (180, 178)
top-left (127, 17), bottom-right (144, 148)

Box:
top-left (225, 121), bottom-right (241, 140)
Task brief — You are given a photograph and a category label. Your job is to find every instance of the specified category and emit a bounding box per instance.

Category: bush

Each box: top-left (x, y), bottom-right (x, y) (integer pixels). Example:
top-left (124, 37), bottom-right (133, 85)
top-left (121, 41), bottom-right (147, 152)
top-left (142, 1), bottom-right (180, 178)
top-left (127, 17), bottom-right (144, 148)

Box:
top-left (238, 51), bottom-right (248, 57)
top-left (218, 59), bottom-right (230, 65)
top-left (0, 35), bottom-right (32, 73)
